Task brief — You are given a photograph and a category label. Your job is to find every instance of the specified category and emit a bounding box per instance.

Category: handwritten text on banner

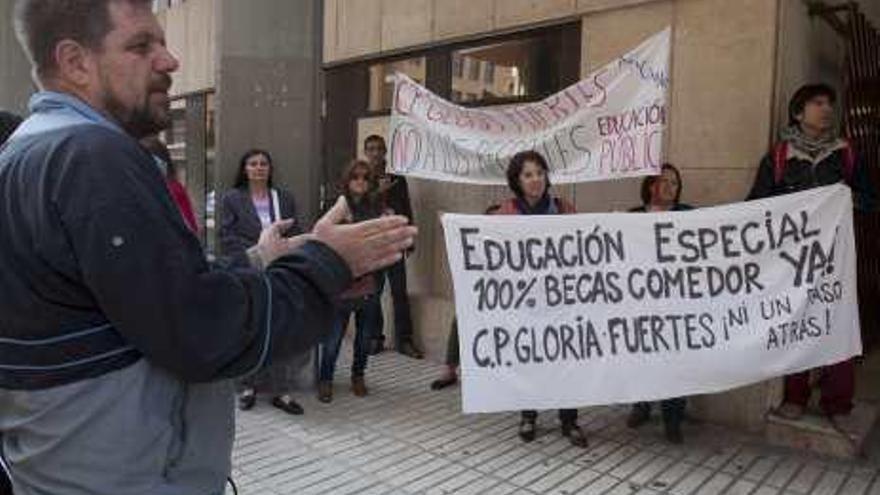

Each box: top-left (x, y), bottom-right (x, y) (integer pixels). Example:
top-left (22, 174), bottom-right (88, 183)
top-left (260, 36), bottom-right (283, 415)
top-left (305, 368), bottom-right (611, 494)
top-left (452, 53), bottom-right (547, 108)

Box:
top-left (441, 185), bottom-right (861, 413)
top-left (389, 28), bottom-right (671, 184)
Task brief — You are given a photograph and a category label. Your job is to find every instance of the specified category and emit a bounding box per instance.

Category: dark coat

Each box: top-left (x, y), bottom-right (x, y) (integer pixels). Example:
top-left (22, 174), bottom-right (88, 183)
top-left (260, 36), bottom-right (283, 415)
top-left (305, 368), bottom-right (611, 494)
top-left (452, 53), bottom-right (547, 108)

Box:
top-left (0, 113), bottom-right (350, 389)
top-left (747, 141), bottom-right (876, 211)
top-left (219, 187), bottom-right (301, 258)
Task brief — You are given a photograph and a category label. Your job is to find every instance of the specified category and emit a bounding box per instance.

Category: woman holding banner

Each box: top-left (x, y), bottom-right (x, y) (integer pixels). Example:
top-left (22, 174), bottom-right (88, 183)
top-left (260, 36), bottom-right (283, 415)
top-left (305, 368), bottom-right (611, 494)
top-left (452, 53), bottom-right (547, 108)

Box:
top-left (626, 163), bottom-right (693, 444)
top-left (495, 150), bottom-right (588, 448)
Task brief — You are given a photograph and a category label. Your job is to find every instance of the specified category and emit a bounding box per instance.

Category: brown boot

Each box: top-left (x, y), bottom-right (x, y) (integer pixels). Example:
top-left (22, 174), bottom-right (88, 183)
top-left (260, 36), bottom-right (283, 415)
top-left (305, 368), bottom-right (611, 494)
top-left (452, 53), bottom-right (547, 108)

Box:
top-left (317, 381), bottom-right (333, 403)
top-left (351, 376), bottom-right (368, 397)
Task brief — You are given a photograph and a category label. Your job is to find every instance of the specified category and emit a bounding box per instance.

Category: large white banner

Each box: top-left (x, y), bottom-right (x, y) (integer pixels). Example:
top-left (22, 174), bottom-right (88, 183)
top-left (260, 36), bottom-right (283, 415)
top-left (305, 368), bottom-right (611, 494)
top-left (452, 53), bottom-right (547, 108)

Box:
top-left (389, 28), bottom-right (670, 185)
top-left (442, 185), bottom-right (861, 413)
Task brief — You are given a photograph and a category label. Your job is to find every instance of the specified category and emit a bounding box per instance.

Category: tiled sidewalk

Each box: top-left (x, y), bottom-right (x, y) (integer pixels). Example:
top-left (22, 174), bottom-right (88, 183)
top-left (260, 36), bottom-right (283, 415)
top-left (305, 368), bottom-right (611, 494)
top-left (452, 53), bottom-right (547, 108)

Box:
top-left (230, 353), bottom-right (880, 494)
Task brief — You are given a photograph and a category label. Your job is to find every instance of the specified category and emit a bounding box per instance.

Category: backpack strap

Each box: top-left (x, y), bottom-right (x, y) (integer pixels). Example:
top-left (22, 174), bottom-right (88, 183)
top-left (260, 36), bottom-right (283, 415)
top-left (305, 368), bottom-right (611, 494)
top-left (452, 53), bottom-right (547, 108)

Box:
top-left (842, 139), bottom-right (856, 185)
top-left (773, 141), bottom-right (788, 185)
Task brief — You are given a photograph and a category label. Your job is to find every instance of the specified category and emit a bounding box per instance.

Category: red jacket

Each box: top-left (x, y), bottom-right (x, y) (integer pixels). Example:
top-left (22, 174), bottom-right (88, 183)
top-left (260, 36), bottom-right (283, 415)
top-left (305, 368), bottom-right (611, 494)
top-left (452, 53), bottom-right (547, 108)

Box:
top-left (166, 178), bottom-right (199, 233)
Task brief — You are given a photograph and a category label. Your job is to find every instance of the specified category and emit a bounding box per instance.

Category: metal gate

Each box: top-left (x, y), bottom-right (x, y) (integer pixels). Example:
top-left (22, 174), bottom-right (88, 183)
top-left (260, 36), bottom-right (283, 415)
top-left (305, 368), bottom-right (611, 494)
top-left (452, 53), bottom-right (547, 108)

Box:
top-left (841, 4), bottom-right (880, 351)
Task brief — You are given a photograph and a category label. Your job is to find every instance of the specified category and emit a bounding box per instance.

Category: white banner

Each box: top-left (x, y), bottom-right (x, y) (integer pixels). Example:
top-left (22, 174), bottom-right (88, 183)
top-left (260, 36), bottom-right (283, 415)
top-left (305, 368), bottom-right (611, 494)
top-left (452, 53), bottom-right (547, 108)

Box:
top-left (389, 28), bottom-right (671, 185)
top-left (442, 185), bottom-right (861, 413)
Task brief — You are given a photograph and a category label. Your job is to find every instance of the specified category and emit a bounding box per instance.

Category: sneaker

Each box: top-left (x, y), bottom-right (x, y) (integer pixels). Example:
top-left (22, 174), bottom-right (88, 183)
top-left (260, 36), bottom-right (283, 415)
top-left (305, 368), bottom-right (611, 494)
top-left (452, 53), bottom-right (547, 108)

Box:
top-left (351, 376), bottom-right (368, 397)
top-left (626, 405), bottom-right (650, 429)
top-left (518, 419), bottom-right (536, 443)
top-left (367, 339), bottom-right (385, 356)
top-left (561, 423), bottom-right (589, 448)
top-left (271, 395), bottom-right (304, 415)
top-left (237, 389), bottom-right (256, 411)
top-left (317, 382), bottom-right (333, 403)
top-left (398, 341), bottom-right (424, 359)
top-left (775, 402), bottom-right (805, 420)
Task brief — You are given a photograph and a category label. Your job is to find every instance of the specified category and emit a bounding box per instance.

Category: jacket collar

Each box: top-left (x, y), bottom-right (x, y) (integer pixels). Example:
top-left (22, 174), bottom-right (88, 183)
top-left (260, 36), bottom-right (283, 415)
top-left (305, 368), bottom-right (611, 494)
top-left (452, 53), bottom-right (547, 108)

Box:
top-left (14, 91), bottom-right (126, 141)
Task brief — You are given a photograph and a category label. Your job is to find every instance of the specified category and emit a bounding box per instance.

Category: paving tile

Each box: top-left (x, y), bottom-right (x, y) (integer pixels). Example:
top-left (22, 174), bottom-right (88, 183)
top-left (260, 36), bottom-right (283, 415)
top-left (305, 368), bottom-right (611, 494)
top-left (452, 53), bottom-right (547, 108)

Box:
top-left (786, 463), bottom-right (825, 494)
top-left (811, 469), bottom-right (847, 495)
top-left (764, 458), bottom-right (803, 488)
top-left (669, 466), bottom-right (714, 495)
top-left (838, 475), bottom-right (872, 495)
top-left (694, 472), bottom-right (734, 495)
top-left (576, 474), bottom-right (621, 494)
top-left (228, 353), bottom-right (878, 495)
top-left (725, 479), bottom-right (758, 495)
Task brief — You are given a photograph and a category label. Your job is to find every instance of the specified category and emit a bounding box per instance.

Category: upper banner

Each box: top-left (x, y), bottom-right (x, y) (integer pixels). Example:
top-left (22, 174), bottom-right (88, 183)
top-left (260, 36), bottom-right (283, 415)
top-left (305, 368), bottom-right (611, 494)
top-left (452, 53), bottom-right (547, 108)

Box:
top-left (388, 28), bottom-right (671, 185)
top-left (441, 185), bottom-right (861, 413)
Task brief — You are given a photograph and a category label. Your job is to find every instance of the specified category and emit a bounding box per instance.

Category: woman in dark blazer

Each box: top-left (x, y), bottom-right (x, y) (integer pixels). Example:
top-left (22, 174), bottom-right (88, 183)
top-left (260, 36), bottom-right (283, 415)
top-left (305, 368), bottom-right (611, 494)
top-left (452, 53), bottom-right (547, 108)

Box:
top-left (626, 163), bottom-right (693, 444)
top-left (219, 149), bottom-right (308, 415)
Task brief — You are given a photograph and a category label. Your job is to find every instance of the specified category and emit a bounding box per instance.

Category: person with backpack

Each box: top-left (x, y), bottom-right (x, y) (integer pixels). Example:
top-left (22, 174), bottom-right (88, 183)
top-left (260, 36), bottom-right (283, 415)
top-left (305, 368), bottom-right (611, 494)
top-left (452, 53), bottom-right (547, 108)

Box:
top-left (747, 83), bottom-right (876, 422)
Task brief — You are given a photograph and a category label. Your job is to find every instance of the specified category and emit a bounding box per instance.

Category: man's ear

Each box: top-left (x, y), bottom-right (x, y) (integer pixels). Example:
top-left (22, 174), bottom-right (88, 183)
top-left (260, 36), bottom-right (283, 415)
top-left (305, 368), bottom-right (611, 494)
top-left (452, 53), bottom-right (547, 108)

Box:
top-left (54, 39), bottom-right (96, 87)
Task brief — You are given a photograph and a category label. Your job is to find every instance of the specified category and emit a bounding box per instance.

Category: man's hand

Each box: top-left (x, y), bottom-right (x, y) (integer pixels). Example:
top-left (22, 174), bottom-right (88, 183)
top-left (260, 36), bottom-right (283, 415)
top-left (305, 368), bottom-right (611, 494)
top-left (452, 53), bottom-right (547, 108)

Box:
top-left (250, 219), bottom-right (314, 269)
top-left (313, 199), bottom-right (416, 278)
top-left (315, 195), bottom-right (352, 229)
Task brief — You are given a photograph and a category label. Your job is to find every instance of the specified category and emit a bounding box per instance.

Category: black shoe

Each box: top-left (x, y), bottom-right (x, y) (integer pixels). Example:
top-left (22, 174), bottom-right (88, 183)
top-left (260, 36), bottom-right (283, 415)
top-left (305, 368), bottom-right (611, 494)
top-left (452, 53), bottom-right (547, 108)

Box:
top-left (238, 390), bottom-right (256, 411)
top-left (368, 339), bottom-right (385, 356)
top-left (664, 421), bottom-right (683, 444)
top-left (398, 341), bottom-right (424, 359)
top-left (271, 395), bottom-right (304, 415)
top-left (627, 405), bottom-right (650, 429)
top-left (562, 423), bottom-right (589, 448)
top-left (518, 419), bottom-right (536, 443)
top-left (430, 375), bottom-right (458, 390)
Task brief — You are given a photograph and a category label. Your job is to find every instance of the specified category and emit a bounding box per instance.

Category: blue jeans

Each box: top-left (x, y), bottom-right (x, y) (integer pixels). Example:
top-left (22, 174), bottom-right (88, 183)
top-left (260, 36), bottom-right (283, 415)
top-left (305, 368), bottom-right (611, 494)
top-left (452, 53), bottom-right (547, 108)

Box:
top-left (319, 301), bottom-right (377, 381)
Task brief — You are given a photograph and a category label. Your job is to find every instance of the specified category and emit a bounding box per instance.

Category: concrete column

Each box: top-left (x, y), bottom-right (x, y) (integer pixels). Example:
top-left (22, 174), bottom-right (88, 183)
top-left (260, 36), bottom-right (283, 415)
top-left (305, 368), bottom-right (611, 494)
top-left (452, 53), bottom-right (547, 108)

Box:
top-left (0, 0), bottom-right (36, 115)
top-left (215, 0), bottom-right (323, 223)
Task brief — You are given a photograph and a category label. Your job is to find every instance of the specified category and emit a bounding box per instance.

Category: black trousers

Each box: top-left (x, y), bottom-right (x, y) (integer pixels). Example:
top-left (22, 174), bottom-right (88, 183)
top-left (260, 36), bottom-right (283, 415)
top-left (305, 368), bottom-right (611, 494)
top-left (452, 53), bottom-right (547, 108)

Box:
top-left (521, 409), bottom-right (577, 425)
top-left (633, 398), bottom-right (686, 424)
top-left (1, 462), bottom-right (11, 495)
top-left (373, 258), bottom-right (415, 347)
top-left (445, 319), bottom-right (459, 366)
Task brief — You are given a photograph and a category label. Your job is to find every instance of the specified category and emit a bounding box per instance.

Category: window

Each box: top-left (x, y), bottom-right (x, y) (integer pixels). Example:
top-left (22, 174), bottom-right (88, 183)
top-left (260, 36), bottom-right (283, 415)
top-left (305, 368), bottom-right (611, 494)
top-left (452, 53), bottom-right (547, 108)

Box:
top-left (483, 61), bottom-right (495, 85)
top-left (152, 0), bottom-right (185, 10)
top-left (467, 59), bottom-right (480, 80)
top-left (449, 23), bottom-right (580, 104)
top-left (161, 91), bottom-right (217, 256)
top-left (367, 56), bottom-right (426, 112)
top-left (452, 57), bottom-right (464, 78)
top-left (325, 22), bottom-right (580, 209)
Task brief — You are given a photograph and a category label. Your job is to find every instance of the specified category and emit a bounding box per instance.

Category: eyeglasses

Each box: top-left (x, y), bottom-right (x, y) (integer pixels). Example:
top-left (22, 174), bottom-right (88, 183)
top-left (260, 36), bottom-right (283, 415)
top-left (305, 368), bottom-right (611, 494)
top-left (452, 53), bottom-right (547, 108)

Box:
top-left (351, 174), bottom-right (368, 180)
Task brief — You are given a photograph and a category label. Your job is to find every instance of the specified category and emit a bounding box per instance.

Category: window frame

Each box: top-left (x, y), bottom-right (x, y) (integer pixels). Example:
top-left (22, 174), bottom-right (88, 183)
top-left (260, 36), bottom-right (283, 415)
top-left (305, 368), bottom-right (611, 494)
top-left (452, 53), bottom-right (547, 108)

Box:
top-left (357, 20), bottom-right (582, 116)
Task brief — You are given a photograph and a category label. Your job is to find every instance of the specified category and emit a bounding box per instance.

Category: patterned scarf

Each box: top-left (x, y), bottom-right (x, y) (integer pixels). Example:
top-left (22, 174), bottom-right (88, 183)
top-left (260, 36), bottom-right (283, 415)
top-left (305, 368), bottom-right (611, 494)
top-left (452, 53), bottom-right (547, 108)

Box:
top-left (781, 125), bottom-right (841, 159)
